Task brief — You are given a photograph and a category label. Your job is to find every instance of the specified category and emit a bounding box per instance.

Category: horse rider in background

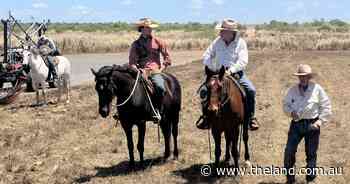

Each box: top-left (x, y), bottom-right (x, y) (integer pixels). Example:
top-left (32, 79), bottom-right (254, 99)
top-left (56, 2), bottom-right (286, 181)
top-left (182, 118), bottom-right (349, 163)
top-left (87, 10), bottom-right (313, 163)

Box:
top-left (37, 25), bottom-right (59, 82)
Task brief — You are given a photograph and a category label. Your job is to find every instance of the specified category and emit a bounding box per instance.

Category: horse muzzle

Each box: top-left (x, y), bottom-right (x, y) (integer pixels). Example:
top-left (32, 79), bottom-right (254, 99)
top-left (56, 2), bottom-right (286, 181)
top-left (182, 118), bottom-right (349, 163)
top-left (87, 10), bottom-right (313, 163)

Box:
top-left (99, 106), bottom-right (110, 118)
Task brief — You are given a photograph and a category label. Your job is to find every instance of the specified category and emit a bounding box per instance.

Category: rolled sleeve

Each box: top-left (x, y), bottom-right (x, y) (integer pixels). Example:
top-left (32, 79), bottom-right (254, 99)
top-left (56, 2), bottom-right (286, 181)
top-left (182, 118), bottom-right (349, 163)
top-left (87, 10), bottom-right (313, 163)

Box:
top-left (229, 39), bottom-right (248, 74)
top-left (203, 42), bottom-right (215, 67)
top-left (129, 42), bottom-right (138, 66)
top-left (159, 40), bottom-right (171, 63)
top-left (48, 39), bottom-right (57, 51)
top-left (318, 86), bottom-right (332, 123)
top-left (283, 87), bottom-right (296, 117)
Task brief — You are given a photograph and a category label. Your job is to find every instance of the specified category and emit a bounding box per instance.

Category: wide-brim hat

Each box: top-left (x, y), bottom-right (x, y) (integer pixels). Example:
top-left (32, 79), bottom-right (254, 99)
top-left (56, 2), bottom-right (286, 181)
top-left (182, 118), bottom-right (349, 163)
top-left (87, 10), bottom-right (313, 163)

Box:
top-left (293, 64), bottom-right (313, 76)
top-left (134, 18), bottom-right (159, 29)
top-left (215, 18), bottom-right (239, 32)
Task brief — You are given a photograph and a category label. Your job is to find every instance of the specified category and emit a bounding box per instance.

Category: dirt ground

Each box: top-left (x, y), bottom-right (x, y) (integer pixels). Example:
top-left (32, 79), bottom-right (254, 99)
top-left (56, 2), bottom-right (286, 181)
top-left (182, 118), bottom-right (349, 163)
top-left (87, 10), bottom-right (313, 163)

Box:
top-left (0, 51), bottom-right (349, 184)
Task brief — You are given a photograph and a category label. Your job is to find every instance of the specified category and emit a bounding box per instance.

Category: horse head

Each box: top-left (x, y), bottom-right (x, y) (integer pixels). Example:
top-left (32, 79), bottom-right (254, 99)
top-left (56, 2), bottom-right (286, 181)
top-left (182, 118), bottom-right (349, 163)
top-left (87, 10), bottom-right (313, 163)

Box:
top-left (91, 66), bottom-right (116, 118)
top-left (21, 47), bottom-right (42, 68)
top-left (92, 65), bottom-right (138, 118)
top-left (205, 66), bottom-right (226, 113)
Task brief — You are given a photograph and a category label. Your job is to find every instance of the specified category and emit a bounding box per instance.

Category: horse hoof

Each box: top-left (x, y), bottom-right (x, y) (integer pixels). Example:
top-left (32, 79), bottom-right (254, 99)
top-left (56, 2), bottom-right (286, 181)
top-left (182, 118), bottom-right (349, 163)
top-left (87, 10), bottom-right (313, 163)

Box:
top-left (243, 160), bottom-right (252, 168)
top-left (162, 156), bottom-right (170, 163)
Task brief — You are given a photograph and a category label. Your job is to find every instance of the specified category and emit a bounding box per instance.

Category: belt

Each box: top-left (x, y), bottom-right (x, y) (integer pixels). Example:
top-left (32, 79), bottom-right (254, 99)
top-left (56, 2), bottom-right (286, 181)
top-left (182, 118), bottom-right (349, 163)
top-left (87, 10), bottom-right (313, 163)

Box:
top-left (292, 117), bottom-right (319, 124)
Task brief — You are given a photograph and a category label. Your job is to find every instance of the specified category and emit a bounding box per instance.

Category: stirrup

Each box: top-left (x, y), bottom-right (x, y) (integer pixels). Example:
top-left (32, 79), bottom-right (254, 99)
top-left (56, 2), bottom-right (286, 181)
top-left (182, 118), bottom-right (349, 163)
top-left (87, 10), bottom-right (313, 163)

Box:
top-left (152, 109), bottom-right (161, 124)
top-left (196, 115), bottom-right (209, 130)
top-left (249, 117), bottom-right (259, 131)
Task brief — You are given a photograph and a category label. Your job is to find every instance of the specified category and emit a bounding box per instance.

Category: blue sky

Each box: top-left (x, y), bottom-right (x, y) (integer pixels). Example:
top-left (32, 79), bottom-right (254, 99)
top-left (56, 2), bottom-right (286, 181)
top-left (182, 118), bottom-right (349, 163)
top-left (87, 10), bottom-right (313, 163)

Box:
top-left (1, 0), bottom-right (350, 23)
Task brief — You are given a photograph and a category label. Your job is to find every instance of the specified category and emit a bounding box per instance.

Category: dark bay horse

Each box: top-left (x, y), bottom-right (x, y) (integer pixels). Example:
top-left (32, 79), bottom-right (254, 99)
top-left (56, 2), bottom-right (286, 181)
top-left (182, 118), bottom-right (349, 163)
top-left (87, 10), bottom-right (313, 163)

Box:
top-left (205, 66), bottom-right (251, 170)
top-left (91, 65), bottom-right (181, 168)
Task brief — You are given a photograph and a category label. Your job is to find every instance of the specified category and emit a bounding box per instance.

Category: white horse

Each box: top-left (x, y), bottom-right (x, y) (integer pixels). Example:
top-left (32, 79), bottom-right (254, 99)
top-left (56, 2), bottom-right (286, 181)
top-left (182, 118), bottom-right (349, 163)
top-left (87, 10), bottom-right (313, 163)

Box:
top-left (22, 48), bottom-right (71, 105)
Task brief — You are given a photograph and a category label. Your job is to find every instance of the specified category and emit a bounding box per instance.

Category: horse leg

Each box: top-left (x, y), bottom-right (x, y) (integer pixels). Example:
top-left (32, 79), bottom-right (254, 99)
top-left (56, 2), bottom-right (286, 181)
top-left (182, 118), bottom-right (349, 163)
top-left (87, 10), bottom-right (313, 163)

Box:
top-left (122, 123), bottom-right (135, 169)
top-left (64, 77), bottom-right (70, 103)
top-left (160, 120), bottom-right (171, 161)
top-left (171, 112), bottom-right (179, 159)
top-left (42, 86), bottom-right (47, 105)
top-left (243, 122), bottom-right (251, 168)
top-left (57, 79), bottom-right (62, 103)
top-left (137, 121), bottom-right (146, 167)
top-left (232, 126), bottom-right (240, 174)
top-left (212, 129), bottom-right (222, 166)
top-left (35, 89), bottom-right (40, 105)
top-left (224, 131), bottom-right (231, 163)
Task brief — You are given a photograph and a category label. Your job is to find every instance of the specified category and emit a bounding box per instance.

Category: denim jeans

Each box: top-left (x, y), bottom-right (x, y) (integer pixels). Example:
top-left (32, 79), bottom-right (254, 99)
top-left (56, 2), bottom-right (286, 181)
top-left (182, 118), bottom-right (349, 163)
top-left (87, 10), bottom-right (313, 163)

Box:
top-left (284, 118), bottom-right (320, 182)
top-left (47, 55), bottom-right (56, 80)
top-left (150, 73), bottom-right (166, 97)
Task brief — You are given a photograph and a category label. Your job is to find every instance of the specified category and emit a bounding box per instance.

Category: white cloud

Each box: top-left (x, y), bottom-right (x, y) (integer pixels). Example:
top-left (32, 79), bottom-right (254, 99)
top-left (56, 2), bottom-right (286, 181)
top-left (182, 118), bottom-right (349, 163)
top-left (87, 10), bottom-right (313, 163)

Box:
top-left (121, 0), bottom-right (133, 5)
top-left (32, 2), bottom-right (48, 9)
top-left (211, 0), bottom-right (224, 5)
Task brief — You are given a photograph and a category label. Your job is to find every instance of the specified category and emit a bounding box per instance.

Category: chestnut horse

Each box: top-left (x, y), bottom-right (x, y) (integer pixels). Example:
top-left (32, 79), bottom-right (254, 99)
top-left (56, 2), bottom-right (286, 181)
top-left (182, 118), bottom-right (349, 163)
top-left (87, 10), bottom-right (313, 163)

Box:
top-left (205, 66), bottom-right (251, 170)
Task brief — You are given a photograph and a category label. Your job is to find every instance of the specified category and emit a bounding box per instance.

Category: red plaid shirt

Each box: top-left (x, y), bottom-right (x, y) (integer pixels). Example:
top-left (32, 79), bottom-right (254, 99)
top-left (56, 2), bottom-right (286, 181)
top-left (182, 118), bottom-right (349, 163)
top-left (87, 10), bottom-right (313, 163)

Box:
top-left (129, 35), bottom-right (171, 70)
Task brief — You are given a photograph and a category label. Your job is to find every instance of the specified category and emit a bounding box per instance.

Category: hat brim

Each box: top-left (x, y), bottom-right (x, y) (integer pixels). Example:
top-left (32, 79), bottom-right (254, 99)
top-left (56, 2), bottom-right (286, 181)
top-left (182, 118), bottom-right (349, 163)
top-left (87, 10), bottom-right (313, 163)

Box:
top-left (293, 72), bottom-right (313, 76)
top-left (215, 25), bottom-right (238, 32)
top-left (135, 23), bottom-right (159, 28)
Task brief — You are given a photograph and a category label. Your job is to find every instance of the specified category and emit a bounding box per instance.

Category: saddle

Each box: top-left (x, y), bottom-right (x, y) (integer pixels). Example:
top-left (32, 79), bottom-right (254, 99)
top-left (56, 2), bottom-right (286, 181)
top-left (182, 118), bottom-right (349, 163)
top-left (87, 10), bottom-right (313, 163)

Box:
top-left (39, 45), bottom-right (61, 67)
top-left (42, 56), bottom-right (60, 67)
top-left (140, 72), bottom-right (173, 99)
top-left (225, 74), bottom-right (246, 99)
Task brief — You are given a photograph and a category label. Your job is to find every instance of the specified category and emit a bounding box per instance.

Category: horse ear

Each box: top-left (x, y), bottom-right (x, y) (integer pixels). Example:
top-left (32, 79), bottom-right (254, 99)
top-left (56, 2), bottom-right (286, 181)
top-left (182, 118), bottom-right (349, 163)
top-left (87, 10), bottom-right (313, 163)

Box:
top-left (91, 68), bottom-right (97, 76)
top-left (219, 66), bottom-right (225, 79)
top-left (205, 66), bottom-right (211, 76)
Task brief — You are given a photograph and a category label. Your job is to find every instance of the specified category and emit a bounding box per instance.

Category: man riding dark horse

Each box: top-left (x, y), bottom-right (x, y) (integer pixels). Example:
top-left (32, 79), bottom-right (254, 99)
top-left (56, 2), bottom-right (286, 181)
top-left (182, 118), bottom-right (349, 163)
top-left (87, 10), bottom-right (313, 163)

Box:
top-left (129, 18), bottom-right (172, 122)
top-left (196, 18), bottom-right (259, 131)
top-left (37, 25), bottom-right (59, 82)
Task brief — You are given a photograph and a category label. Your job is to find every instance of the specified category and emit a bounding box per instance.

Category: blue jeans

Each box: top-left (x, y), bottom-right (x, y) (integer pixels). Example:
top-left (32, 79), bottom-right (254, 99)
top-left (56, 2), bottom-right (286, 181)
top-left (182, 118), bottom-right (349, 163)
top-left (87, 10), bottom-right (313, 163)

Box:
top-left (150, 73), bottom-right (166, 97)
top-left (46, 55), bottom-right (57, 80)
top-left (236, 71), bottom-right (256, 119)
top-left (284, 119), bottom-right (320, 182)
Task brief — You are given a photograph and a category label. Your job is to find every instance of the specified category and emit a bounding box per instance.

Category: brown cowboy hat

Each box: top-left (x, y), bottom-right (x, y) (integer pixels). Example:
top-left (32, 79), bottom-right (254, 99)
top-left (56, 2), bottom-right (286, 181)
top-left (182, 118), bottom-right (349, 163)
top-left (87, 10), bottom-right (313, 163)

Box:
top-left (134, 18), bottom-right (159, 29)
top-left (215, 18), bottom-right (239, 32)
top-left (293, 64), bottom-right (314, 76)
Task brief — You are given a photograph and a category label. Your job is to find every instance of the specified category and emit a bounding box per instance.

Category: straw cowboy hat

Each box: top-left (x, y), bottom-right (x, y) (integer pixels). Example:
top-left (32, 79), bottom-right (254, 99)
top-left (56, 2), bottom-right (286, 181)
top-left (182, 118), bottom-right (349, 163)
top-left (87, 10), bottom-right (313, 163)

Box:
top-left (134, 18), bottom-right (159, 30)
top-left (293, 64), bottom-right (314, 76)
top-left (215, 18), bottom-right (239, 32)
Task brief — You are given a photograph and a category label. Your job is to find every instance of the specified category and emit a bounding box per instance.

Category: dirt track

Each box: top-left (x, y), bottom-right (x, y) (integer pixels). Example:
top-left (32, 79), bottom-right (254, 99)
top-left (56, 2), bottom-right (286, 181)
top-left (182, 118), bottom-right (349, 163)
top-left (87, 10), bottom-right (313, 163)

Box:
top-left (67, 50), bottom-right (204, 85)
top-left (0, 51), bottom-right (349, 184)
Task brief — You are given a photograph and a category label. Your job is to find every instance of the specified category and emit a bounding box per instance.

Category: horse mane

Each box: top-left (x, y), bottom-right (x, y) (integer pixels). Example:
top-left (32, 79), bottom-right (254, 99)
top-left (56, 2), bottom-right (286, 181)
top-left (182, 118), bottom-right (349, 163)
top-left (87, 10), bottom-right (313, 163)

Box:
top-left (111, 64), bottom-right (138, 78)
top-left (96, 64), bottom-right (138, 78)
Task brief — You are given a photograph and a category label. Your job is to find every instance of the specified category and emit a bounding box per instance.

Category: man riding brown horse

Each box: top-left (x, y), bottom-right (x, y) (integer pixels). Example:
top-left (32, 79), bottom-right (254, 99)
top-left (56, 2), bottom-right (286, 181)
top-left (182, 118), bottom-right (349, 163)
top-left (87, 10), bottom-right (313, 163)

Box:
top-left (129, 18), bottom-right (172, 122)
top-left (196, 18), bottom-right (259, 131)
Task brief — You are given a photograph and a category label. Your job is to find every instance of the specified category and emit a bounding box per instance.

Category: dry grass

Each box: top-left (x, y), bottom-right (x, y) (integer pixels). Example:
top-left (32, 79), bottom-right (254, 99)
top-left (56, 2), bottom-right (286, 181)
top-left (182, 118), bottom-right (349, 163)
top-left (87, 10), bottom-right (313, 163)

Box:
top-left (3, 29), bottom-right (350, 54)
top-left (0, 51), bottom-right (349, 184)
top-left (0, 30), bottom-right (213, 54)
top-left (246, 30), bottom-right (350, 51)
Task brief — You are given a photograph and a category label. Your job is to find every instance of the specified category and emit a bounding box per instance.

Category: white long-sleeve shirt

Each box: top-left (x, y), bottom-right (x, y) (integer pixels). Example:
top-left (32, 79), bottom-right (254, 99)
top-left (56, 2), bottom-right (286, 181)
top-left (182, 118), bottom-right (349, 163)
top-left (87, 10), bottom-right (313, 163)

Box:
top-left (203, 35), bottom-right (248, 73)
top-left (283, 82), bottom-right (332, 123)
